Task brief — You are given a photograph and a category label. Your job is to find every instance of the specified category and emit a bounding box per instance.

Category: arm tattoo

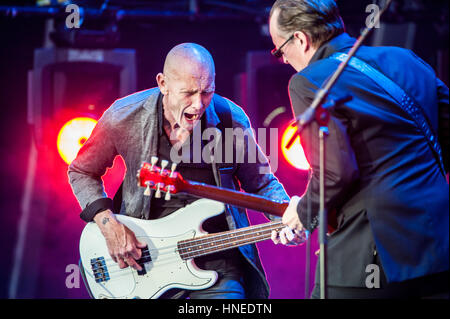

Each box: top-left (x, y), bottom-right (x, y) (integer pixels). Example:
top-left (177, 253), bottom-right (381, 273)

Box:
top-left (102, 217), bottom-right (110, 225)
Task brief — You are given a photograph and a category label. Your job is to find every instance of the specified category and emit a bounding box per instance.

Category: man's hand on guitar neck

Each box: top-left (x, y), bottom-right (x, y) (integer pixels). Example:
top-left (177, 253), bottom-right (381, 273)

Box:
top-left (94, 210), bottom-right (147, 271)
top-left (271, 196), bottom-right (306, 246)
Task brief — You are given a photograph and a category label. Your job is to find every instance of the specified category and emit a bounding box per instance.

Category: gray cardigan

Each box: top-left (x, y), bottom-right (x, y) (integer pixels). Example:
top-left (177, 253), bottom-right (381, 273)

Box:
top-left (68, 87), bottom-right (289, 298)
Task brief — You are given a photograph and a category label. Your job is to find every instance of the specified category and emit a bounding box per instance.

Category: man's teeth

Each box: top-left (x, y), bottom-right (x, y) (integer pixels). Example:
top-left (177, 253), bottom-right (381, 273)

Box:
top-left (185, 113), bottom-right (199, 120)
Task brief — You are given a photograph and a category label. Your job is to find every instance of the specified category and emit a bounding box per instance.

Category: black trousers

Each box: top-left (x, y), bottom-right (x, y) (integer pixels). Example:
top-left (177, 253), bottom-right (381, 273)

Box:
top-left (312, 209), bottom-right (449, 299)
top-left (311, 255), bottom-right (449, 299)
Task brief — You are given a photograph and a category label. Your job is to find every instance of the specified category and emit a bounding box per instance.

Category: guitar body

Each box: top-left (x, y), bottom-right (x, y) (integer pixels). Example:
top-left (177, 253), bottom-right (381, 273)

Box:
top-left (79, 199), bottom-right (224, 299)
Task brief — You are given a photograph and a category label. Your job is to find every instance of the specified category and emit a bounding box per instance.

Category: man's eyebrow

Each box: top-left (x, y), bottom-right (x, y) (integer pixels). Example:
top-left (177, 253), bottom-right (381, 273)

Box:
top-left (180, 87), bottom-right (215, 93)
top-left (180, 88), bottom-right (198, 93)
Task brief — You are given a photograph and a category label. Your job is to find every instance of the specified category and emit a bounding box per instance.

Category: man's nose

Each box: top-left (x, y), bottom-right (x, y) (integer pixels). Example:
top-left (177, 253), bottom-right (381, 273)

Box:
top-left (191, 93), bottom-right (204, 110)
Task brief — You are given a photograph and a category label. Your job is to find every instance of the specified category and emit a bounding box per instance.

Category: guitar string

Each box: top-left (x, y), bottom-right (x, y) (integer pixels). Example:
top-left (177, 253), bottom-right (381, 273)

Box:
top-left (90, 230), bottom-right (281, 279)
top-left (99, 223), bottom-right (283, 266)
top-left (90, 227), bottom-right (282, 277)
top-left (93, 226), bottom-right (281, 273)
top-left (178, 221), bottom-right (283, 246)
top-left (111, 222), bottom-right (281, 265)
top-left (177, 225), bottom-right (285, 258)
top-left (98, 221), bottom-right (284, 264)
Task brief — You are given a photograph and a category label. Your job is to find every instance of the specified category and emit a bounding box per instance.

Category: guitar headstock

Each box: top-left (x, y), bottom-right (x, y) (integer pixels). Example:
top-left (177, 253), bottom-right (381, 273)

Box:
top-left (137, 157), bottom-right (186, 200)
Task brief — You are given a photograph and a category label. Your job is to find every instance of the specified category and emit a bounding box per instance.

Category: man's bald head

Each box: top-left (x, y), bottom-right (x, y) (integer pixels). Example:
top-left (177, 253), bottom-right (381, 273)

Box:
top-left (156, 43), bottom-right (216, 134)
top-left (163, 43), bottom-right (215, 79)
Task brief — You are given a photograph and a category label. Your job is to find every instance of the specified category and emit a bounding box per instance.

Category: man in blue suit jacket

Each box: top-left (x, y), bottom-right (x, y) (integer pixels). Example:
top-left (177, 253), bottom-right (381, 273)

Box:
top-left (269, 0), bottom-right (449, 298)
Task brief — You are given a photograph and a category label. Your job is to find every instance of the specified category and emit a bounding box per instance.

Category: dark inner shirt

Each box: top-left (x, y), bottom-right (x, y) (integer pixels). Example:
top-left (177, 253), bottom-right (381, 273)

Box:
top-left (150, 94), bottom-right (243, 274)
top-left (149, 94), bottom-right (230, 234)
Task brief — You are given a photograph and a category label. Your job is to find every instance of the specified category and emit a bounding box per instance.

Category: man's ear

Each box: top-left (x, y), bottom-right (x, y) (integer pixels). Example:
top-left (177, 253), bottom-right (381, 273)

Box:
top-left (294, 30), bottom-right (311, 53)
top-left (156, 73), bottom-right (167, 95)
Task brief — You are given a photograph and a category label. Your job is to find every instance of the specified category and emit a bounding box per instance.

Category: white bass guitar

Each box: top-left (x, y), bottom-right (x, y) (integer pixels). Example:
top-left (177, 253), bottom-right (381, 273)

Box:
top-left (79, 159), bottom-right (310, 299)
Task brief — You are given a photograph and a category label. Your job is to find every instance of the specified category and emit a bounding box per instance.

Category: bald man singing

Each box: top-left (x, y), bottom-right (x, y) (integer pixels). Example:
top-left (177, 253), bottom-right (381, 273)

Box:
top-left (68, 43), bottom-right (299, 299)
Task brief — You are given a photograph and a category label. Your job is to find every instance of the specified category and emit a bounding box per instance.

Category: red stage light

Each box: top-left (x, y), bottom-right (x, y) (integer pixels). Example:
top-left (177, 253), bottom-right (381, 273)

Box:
top-left (281, 123), bottom-right (310, 170)
top-left (57, 117), bottom-right (97, 165)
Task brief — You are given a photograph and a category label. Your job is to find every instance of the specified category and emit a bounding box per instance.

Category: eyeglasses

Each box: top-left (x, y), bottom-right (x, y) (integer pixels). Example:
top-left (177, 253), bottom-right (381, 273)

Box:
top-left (271, 34), bottom-right (294, 58)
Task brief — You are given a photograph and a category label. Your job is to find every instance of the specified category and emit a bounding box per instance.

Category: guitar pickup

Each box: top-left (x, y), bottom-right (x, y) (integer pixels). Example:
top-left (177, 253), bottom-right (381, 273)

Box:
top-left (136, 246), bottom-right (151, 276)
top-left (90, 257), bottom-right (110, 283)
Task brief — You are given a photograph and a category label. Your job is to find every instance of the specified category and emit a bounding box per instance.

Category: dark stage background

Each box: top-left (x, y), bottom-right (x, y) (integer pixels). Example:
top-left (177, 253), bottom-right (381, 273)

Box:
top-left (0, 0), bottom-right (448, 299)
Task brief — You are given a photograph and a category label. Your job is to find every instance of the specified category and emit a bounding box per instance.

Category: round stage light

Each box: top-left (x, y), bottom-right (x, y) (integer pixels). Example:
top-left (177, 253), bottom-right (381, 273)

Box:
top-left (57, 117), bottom-right (97, 165)
top-left (281, 123), bottom-right (310, 170)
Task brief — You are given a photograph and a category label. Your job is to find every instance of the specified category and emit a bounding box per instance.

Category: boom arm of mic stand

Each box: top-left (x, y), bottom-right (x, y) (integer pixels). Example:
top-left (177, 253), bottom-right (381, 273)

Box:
top-left (285, 94), bottom-right (353, 149)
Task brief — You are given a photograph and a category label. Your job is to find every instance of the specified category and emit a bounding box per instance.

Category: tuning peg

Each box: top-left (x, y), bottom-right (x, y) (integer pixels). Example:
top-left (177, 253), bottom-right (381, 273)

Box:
top-left (144, 182), bottom-right (151, 196)
top-left (170, 163), bottom-right (177, 177)
top-left (160, 160), bottom-right (169, 173)
top-left (164, 185), bottom-right (174, 201)
top-left (150, 156), bottom-right (158, 170)
top-left (155, 183), bottom-right (162, 198)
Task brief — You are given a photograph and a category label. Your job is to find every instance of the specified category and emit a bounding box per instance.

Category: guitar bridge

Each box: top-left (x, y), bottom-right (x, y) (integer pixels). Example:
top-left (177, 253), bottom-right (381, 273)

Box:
top-left (90, 257), bottom-right (110, 283)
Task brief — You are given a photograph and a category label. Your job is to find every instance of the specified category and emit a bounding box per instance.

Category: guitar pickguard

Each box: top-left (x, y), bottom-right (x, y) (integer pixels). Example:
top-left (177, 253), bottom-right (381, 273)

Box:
top-left (79, 199), bottom-right (224, 299)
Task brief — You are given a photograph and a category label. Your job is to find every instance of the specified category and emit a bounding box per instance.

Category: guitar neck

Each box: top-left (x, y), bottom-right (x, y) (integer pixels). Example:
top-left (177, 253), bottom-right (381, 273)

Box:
top-left (177, 220), bottom-right (284, 260)
top-left (182, 180), bottom-right (288, 217)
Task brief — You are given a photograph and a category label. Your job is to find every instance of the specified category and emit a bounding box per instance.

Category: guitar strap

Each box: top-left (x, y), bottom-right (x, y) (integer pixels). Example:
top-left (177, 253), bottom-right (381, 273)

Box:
top-left (112, 182), bottom-right (123, 214)
top-left (210, 94), bottom-right (236, 184)
top-left (329, 52), bottom-right (446, 177)
top-left (212, 95), bottom-right (234, 142)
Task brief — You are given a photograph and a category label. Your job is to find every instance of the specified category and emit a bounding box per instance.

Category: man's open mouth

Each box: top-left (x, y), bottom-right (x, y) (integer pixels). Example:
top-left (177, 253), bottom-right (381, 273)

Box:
top-left (184, 112), bottom-right (200, 121)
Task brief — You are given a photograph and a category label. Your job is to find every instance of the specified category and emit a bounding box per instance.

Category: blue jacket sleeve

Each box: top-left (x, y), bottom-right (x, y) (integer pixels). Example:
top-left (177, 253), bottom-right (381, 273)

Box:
top-left (289, 73), bottom-right (360, 230)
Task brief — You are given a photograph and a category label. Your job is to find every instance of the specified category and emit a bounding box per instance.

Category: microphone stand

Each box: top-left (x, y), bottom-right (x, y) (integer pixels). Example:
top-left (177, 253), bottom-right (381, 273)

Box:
top-left (285, 0), bottom-right (392, 299)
